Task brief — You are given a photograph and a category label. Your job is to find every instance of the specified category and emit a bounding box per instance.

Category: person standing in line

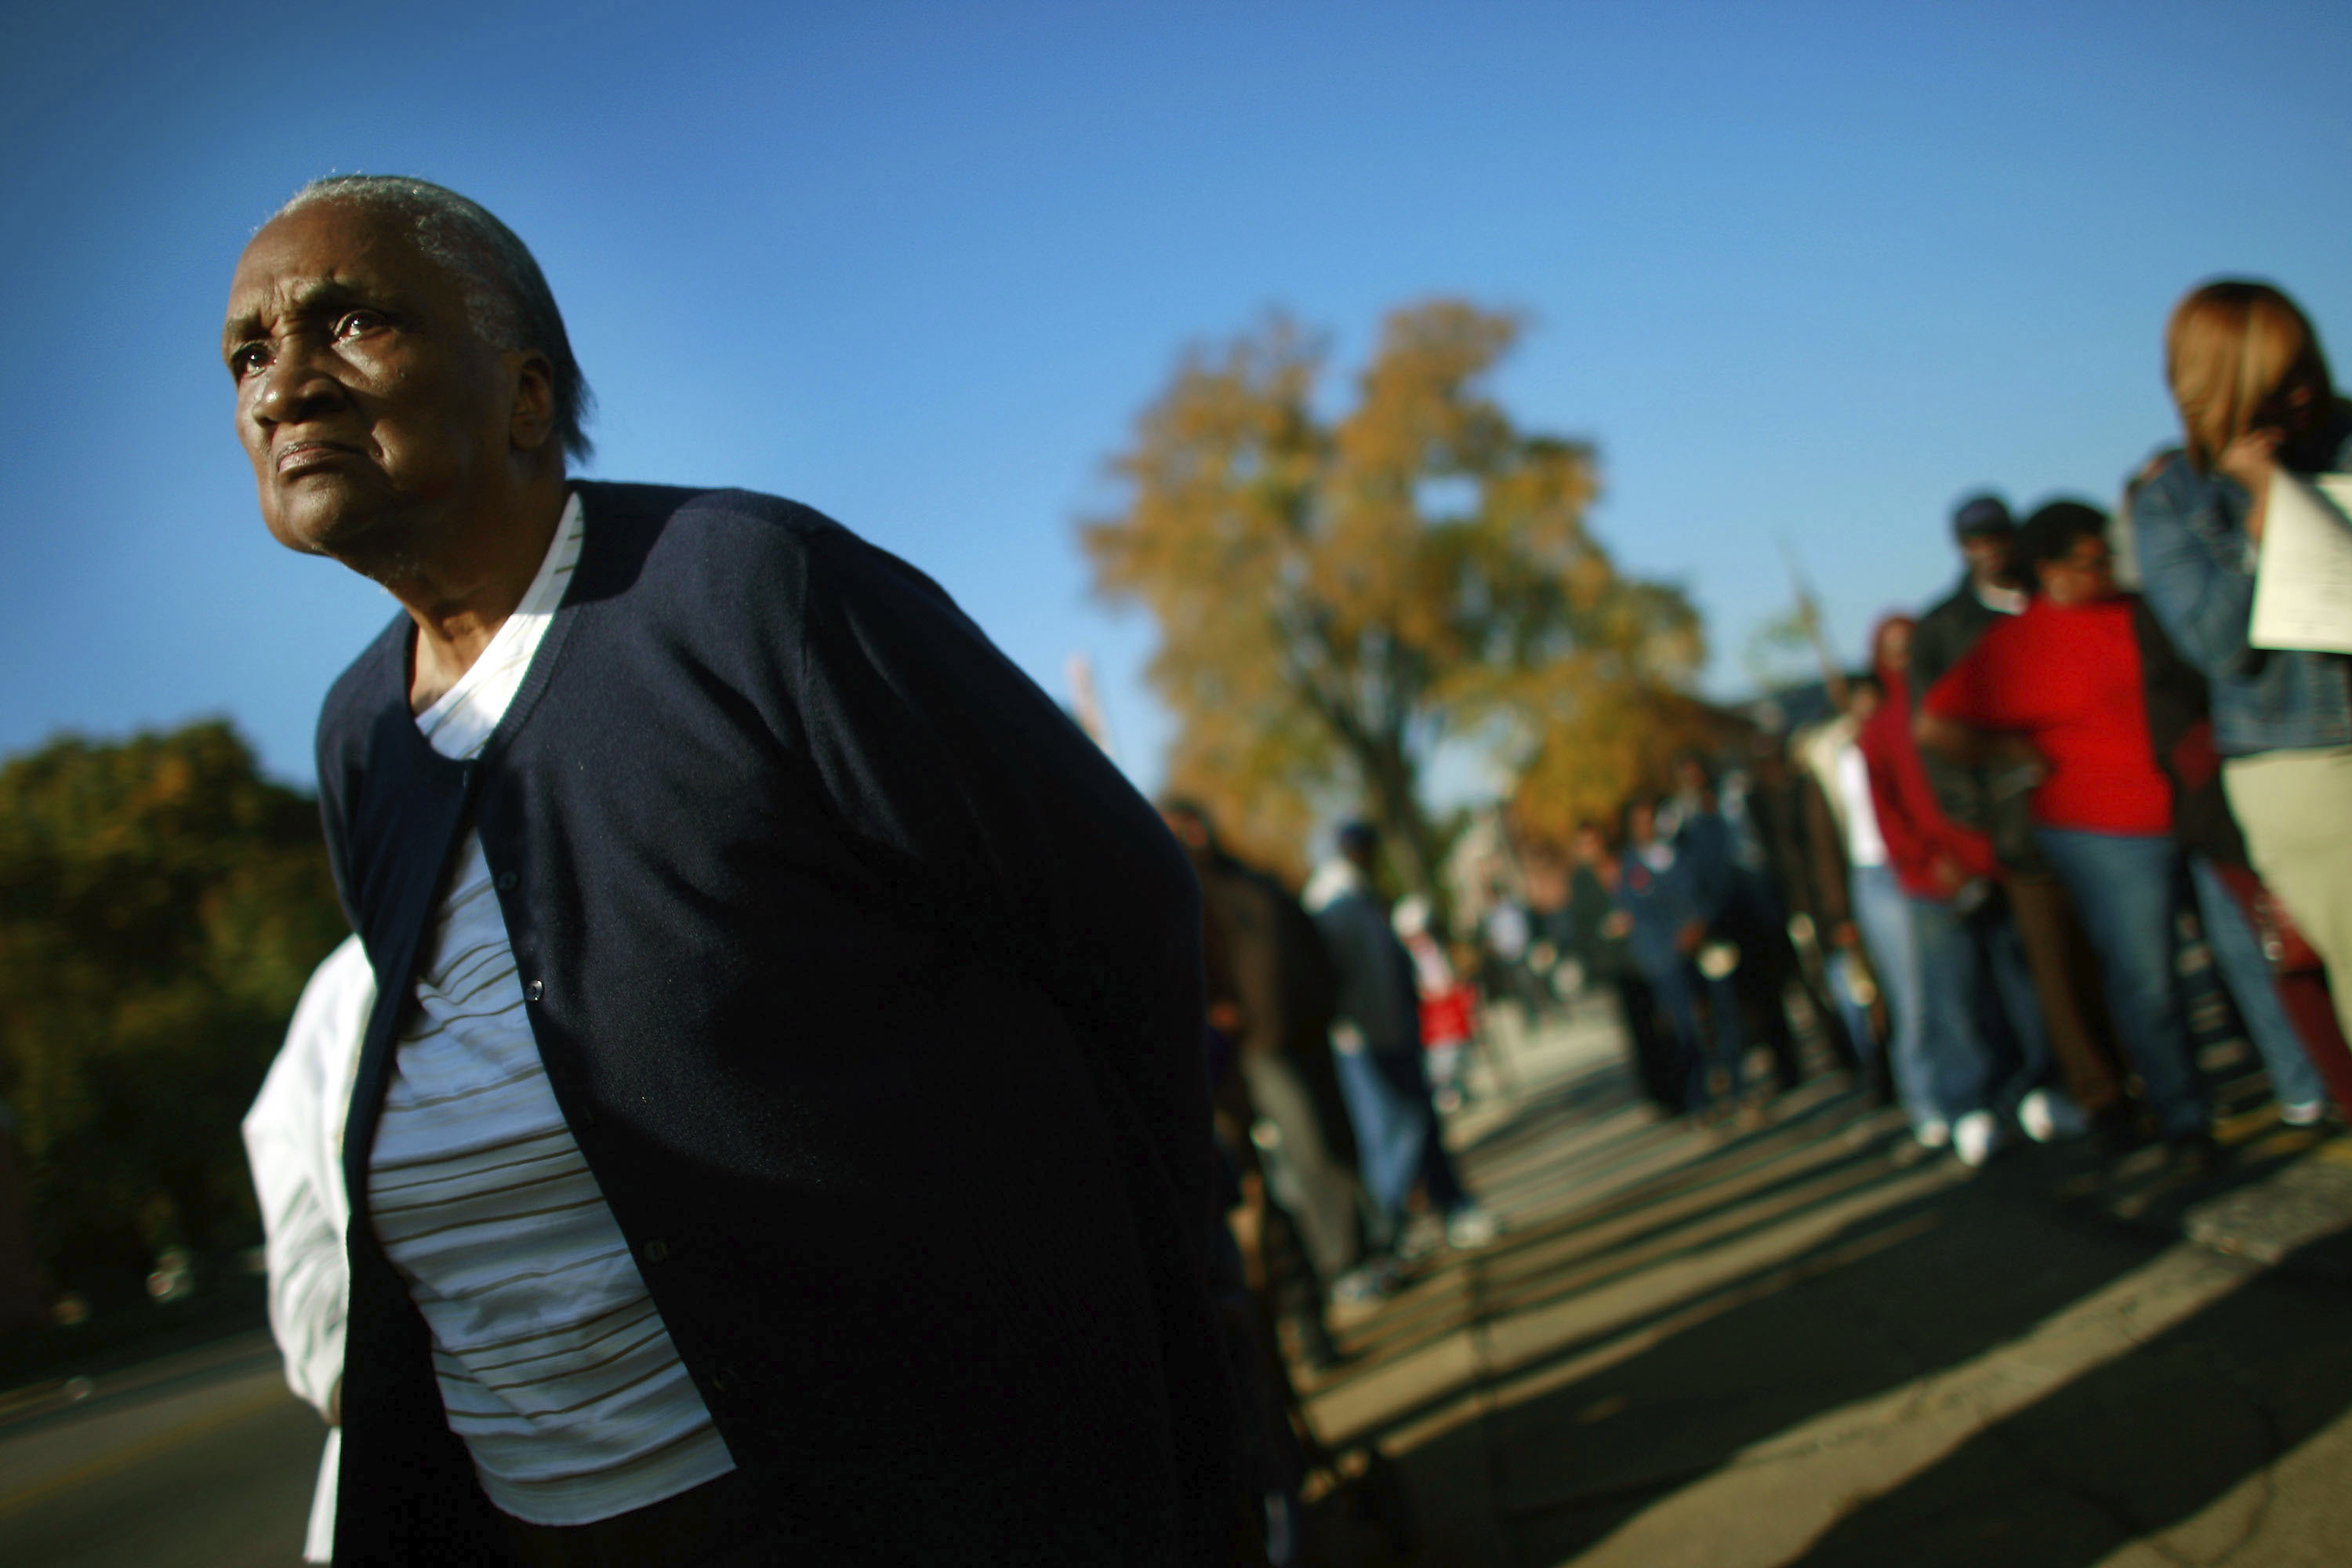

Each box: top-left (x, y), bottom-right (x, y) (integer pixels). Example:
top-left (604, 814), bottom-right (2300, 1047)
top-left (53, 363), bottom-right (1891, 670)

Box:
top-left (1570, 820), bottom-right (1682, 1116)
top-left (1614, 797), bottom-right (1748, 1123)
top-left (223, 175), bottom-right (1240, 1564)
top-left (1479, 891), bottom-right (1555, 1025)
top-left (1394, 895), bottom-right (1478, 1115)
top-left (1669, 757), bottom-right (1804, 1098)
top-left (1794, 673), bottom-right (1912, 1111)
top-left (1860, 616), bottom-right (2048, 1165)
top-left (243, 936), bottom-right (374, 1565)
top-left (2132, 280), bottom-right (2352, 1050)
top-left (1913, 497), bottom-right (2127, 1144)
top-left (1911, 495), bottom-right (2027, 696)
top-left (1919, 502), bottom-right (2214, 1167)
top-left (1161, 799), bottom-right (1359, 1368)
top-left (1305, 823), bottom-right (1497, 1268)
top-left (1743, 733), bottom-right (1869, 1087)
top-left (2127, 528), bottom-right (2342, 1126)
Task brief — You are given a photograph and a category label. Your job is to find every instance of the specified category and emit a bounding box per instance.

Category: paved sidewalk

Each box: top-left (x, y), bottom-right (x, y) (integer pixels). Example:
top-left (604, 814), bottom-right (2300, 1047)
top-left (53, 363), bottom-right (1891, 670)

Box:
top-left (1297, 996), bottom-right (2352, 1567)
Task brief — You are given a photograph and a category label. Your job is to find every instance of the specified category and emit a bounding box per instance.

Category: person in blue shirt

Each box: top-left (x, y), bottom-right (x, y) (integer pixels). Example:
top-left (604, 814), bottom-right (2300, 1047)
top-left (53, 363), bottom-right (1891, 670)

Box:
top-left (1668, 755), bottom-right (1807, 1095)
top-left (1614, 797), bottom-right (1747, 1120)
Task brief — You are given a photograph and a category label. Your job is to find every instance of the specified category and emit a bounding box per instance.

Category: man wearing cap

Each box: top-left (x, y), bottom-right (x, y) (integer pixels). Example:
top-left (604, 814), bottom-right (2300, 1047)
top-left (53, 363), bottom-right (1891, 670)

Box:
top-left (1911, 495), bottom-right (2031, 699)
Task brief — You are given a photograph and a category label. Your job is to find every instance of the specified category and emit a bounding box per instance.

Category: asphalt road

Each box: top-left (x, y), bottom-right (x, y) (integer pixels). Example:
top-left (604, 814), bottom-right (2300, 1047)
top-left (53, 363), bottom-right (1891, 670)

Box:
top-left (0, 1332), bottom-right (321, 1566)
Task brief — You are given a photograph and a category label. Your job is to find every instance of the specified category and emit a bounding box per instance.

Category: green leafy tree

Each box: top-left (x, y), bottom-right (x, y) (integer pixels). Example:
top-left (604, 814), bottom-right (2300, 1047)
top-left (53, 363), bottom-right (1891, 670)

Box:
top-left (0, 722), bottom-right (345, 1305)
top-left (1083, 300), bottom-right (1704, 887)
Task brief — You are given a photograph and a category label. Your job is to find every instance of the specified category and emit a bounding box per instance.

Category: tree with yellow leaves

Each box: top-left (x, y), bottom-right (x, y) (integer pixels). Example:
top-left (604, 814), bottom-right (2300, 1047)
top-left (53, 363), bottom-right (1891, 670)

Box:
top-left (1083, 300), bottom-right (1705, 894)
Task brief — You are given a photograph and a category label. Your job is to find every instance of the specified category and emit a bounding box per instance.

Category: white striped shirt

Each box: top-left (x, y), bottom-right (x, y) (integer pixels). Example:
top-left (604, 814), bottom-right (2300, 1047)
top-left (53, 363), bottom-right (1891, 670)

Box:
top-left (368, 493), bottom-right (735, 1525)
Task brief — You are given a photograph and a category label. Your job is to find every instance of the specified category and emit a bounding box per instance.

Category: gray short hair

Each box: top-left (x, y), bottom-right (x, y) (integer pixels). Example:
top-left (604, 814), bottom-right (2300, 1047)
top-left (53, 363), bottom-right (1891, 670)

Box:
top-left (277, 176), bottom-right (595, 463)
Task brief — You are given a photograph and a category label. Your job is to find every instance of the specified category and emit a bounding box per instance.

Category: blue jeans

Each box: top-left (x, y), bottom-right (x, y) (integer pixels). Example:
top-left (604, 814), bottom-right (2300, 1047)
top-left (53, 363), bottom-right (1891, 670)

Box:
top-left (2189, 856), bottom-right (2328, 1109)
top-left (1851, 863), bottom-right (1925, 1117)
top-left (1906, 892), bottom-right (2051, 1123)
top-left (2035, 827), bottom-right (2209, 1138)
top-left (1825, 950), bottom-right (1878, 1074)
top-left (1331, 1041), bottom-right (1467, 1247)
top-left (1644, 960), bottom-right (1744, 1114)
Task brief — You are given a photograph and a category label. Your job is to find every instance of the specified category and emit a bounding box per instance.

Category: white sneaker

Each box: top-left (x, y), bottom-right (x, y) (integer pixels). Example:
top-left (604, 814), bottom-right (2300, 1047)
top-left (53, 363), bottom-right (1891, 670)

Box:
top-left (2281, 1100), bottom-right (2326, 1128)
top-left (1954, 1109), bottom-right (2001, 1168)
top-left (1912, 1116), bottom-right (1951, 1150)
top-left (2018, 1087), bottom-right (2089, 1144)
top-left (1394, 1214), bottom-right (1445, 1262)
top-left (1330, 1258), bottom-right (1400, 1307)
top-left (1445, 1205), bottom-right (1501, 1251)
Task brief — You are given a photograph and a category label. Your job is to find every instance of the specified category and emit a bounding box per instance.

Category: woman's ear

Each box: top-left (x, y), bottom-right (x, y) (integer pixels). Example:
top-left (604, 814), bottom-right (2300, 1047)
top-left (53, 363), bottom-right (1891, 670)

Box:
top-left (508, 350), bottom-right (558, 456)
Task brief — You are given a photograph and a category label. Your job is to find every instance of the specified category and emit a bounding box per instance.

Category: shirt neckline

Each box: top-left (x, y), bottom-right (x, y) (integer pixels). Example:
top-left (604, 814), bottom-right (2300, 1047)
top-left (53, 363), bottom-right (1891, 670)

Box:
top-left (414, 492), bottom-right (584, 757)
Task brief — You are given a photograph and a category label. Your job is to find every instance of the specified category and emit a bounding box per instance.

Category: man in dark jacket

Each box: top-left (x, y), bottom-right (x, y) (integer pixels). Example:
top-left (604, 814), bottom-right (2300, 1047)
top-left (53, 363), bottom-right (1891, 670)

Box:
top-left (224, 175), bottom-right (1242, 1566)
top-left (1669, 756), bottom-right (1807, 1094)
top-left (1567, 820), bottom-right (1679, 1113)
top-left (1305, 824), bottom-right (1495, 1259)
top-left (1161, 800), bottom-right (1361, 1357)
top-left (1911, 497), bottom-right (2027, 708)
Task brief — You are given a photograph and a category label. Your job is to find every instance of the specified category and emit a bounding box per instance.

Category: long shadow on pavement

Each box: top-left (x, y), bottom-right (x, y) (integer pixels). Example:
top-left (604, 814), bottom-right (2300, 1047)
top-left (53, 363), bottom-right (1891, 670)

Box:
top-left (1788, 1234), bottom-right (2352, 1568)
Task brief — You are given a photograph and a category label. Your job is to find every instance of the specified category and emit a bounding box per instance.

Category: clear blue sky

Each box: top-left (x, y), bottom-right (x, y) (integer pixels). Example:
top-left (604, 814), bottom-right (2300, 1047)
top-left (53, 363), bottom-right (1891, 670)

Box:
top-left (5, 0), bottom-right (2347, 798)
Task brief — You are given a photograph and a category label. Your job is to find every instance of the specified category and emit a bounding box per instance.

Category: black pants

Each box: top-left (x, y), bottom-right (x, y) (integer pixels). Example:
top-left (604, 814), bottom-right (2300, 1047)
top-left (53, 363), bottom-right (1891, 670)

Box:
top-left (1613, 971), bottom-right (1685, 1111)
top-left (502, 1471), bottom-right (770, 1568)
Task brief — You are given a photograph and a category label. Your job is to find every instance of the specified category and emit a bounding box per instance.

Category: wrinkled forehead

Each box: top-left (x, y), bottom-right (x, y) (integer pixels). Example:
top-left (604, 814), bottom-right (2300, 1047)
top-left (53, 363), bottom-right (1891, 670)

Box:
top-left (224, 201), bottom-right (445, 332)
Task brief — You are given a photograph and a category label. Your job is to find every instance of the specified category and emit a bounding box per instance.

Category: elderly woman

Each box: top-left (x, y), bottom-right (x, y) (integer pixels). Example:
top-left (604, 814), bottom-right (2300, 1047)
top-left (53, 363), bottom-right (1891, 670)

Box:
top-left (2130, 281), bottom-right (2352, 1047)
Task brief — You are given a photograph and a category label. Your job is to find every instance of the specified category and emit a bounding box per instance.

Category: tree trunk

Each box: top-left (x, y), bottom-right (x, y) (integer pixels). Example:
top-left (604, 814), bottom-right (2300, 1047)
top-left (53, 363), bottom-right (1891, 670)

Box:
top-left (1359, 736), bottom-right (1441, 908)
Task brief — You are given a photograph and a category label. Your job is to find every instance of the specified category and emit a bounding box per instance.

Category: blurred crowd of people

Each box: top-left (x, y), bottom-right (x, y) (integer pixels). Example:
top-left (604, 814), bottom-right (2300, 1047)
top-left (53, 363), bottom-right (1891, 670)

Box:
top-left (1552, 278), bottom-right (2352, 1184)
top-left (1130, 274), bottom-right (2352, 1563)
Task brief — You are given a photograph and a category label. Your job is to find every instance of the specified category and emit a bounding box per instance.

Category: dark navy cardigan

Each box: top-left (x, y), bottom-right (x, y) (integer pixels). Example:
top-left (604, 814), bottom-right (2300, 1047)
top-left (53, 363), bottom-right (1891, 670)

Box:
top-left (319, 483), bottom-right (1236, 1565)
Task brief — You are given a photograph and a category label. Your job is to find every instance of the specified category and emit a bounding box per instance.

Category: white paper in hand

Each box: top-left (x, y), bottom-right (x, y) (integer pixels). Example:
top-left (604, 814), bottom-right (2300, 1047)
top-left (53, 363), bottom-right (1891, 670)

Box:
top-left (2251, 472), bottom-right (2352, 654)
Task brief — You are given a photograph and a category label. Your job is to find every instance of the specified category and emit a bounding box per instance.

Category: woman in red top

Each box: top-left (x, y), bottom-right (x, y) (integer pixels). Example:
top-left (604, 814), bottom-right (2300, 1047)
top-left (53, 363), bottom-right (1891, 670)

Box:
top-left (1920, 503), bottom-right (2212, 1158)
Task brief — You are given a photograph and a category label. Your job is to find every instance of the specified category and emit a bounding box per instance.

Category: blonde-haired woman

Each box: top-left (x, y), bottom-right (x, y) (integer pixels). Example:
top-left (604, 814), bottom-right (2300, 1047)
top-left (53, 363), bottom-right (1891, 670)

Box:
top-left (2131, 280), bottom-right (2352, 1044)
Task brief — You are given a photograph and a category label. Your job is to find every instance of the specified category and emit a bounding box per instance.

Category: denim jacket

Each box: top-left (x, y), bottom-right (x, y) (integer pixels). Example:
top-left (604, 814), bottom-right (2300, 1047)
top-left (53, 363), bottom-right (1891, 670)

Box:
top-left (2129, 422), bottom-right (2352, 757)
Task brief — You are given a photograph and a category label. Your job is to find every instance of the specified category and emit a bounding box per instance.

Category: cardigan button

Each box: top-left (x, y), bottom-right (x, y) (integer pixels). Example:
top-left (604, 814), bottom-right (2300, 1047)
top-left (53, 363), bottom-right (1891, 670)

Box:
top-left (641, 1239), bottom-right (670, 1265)
top-left (524, 980), bottom-right (544, 1002)
top-left (495, 871), bottom-right (519, 892)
